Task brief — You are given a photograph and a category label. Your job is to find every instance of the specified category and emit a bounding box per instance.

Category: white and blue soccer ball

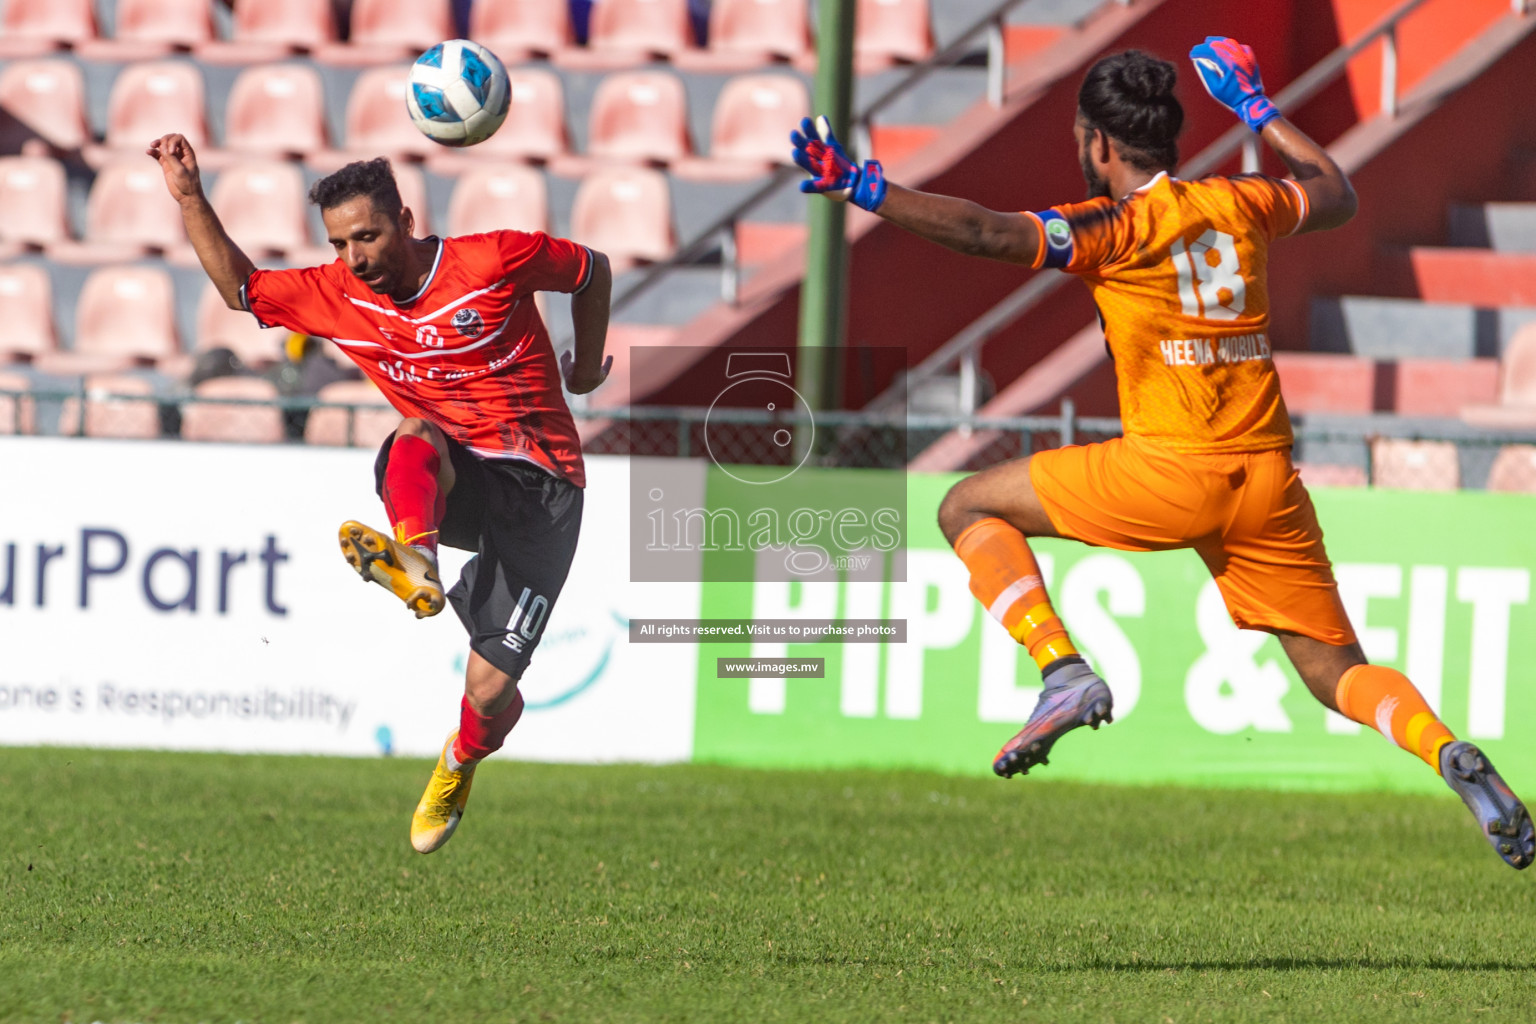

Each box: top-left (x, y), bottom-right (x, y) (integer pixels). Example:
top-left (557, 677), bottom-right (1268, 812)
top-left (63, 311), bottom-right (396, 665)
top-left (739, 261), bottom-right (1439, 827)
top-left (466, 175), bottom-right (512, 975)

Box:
top-left (405, 40), bottom-right (511, 148)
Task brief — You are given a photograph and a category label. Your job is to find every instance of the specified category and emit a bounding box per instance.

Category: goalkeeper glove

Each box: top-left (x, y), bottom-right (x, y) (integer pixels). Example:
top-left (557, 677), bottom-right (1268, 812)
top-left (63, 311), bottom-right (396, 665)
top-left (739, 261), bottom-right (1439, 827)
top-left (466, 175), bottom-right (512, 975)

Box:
top-left (1189, 36), bottom-right (1281, 134)
top-left (789, 115), bottom-right (887, 213)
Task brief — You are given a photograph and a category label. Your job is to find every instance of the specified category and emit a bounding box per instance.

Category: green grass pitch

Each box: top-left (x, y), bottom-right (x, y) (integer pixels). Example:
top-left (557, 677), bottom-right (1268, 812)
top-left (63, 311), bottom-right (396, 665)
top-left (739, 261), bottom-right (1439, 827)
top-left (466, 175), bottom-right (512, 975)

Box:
top-left (2, 747), bottom-right (1533, 1023)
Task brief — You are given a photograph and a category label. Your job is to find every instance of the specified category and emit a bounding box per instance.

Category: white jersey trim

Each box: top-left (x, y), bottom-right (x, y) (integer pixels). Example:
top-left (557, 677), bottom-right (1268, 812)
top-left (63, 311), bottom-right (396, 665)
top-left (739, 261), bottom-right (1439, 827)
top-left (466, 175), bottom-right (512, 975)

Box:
top-left (330, 302), bottom-right (521, 361)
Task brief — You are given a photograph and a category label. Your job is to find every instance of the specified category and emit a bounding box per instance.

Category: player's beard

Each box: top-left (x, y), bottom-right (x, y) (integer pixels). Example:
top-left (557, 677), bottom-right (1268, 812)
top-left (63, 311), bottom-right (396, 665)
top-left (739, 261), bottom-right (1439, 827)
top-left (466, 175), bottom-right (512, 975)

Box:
top-left (1081, 148), bottom-right (1112, 200)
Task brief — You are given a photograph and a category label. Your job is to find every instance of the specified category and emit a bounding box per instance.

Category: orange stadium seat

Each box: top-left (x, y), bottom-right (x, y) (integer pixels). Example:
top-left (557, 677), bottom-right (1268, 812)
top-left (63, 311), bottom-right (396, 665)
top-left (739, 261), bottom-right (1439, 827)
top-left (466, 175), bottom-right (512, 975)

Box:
top-left (0, 156), bottom-right (70, 251)
top-left (59, 159), bottom-right (188, 262)
top-left (425, 66), bottom-right (568, 172)
top-left (580, 70), bottom-right (692, 167)
top-left (304, 379), bottom-right (398, 447)
top-left (312, 67), bottom-right (436, 166)
top-left (560, 0), bottom-right (693, 67)
top-left (569, 165), bottom-right (675, 267)
top-left (181, 376), bottom-right (285, 443)
top-left (195, 282), bottom-right (290, 370)
top-left (680, 73), bottom-right (808, 179)
top-left (0, 371), bottom-right (34, 433)
top-left (1462, 322), bottom-right (1536, 428)
top-left (0, 263), bottom-right (58, 363)
top-left (84, 61), bottom-right (208, 167)
top-left (314, 0), bottom-right (452, 65)
top-left (1370, 438), bottom-right (1460, 491)
top-left (447, 165), bottom-right (549, 237)
top-left (676, 0), bottom-right (810, 70)
top-left (854, 0), bottom-right (932, 70)
top-left (57, 374), bottom-right (162, 439)
top-left (0, 0), bottom-right (96, 57)
top-left (198, 0), bottom-right (336, 62)
top-left (0, 58), bottom-right (91, 152)
top-left (205, 160), bottom-right (311, 258)
top-left (469, 0), bottom-right (573, 60)
top-left (76, 0), bottom-right (213, 60)
top-left (33, 265), bottom-right (179, 375)
top-left (1486, 445), bottom-right (1536, 493)
top-left (222, 65), bottom-right (330, 158)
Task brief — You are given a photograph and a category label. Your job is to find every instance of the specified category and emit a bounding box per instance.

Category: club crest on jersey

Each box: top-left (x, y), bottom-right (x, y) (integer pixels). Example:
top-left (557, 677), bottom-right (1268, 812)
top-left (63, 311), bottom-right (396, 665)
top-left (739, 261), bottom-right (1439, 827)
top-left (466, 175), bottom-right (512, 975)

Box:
top-left (452, 307), bottom-right (485, 338)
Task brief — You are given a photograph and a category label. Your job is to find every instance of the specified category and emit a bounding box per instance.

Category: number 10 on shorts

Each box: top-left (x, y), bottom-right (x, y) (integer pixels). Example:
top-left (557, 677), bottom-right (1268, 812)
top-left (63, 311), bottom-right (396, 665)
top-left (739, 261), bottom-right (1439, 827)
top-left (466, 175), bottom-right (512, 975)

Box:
top-left (502, 587), bottom-right (549, 654)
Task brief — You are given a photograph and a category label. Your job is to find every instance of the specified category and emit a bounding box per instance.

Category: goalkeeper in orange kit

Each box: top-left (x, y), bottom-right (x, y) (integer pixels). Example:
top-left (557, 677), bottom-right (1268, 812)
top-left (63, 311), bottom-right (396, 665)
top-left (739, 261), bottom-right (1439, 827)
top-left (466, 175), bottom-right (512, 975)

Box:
top-left (792, 37), bottom-right (1533, 869)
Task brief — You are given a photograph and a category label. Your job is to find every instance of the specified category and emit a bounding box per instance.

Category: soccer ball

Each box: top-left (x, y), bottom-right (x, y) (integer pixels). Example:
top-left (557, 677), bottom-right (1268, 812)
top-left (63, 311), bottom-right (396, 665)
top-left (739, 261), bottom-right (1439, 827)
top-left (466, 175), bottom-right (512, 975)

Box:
top-left (405, 40), bottom-right (511, 148)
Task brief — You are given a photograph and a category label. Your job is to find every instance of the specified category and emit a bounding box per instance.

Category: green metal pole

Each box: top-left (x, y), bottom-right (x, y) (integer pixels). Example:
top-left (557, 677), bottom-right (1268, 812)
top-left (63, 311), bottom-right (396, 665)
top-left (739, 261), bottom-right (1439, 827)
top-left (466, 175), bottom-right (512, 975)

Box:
top-left (797, 0), bottom-right (856, 417)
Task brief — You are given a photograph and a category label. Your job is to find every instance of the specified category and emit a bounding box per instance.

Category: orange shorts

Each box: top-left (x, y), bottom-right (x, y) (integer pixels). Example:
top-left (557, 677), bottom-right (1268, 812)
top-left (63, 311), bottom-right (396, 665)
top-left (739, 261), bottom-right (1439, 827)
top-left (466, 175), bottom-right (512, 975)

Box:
top-left (1029, 434), bottom-right (1356, 645)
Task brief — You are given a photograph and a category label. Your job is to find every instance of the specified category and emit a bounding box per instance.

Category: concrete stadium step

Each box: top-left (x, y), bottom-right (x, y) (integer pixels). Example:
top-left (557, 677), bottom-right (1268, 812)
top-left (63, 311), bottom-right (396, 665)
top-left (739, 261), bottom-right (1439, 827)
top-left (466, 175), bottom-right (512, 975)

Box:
top-left (1310, 295), bottom-right (1536, 360)
top-left (1448, 203), bottom-right (1536, 252)
top-left (1392, 247), bottom-right (1536, 307)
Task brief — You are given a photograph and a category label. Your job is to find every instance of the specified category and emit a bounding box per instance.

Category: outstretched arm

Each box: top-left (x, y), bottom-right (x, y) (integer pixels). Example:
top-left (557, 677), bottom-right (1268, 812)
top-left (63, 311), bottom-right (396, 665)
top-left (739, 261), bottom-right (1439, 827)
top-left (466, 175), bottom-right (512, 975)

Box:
top-left (560, 248), bottom-right (613, 395)
top-left (790, 117), bottom-right (1041, 264)
top-left (1189, 37), bottom-right (1356, 234)
top-left (147, 133), bottom-right (256, 310)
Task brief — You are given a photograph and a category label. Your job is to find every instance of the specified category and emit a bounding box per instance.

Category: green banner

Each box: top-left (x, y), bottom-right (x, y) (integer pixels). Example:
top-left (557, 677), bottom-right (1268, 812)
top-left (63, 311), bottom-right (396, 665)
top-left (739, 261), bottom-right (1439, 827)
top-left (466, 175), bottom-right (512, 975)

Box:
top-left (692, 471), bottom-right (1536, 794)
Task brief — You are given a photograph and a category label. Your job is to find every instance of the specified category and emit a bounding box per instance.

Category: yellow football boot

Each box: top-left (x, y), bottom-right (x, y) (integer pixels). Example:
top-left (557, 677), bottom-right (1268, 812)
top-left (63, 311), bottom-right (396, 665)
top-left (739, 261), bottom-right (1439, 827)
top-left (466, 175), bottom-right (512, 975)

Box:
top-left (338, 520), bottom-right (444, 618)
top-left (411, 733), bottom-right (476, 854)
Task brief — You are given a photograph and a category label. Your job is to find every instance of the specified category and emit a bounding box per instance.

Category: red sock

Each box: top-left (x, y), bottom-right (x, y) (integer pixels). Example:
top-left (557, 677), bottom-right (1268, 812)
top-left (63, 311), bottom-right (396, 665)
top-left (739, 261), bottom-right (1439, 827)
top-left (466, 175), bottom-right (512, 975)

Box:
top-left (382, 434), bottom-right (443, 554)
top-left (453, 692), bottom-right (524, 763)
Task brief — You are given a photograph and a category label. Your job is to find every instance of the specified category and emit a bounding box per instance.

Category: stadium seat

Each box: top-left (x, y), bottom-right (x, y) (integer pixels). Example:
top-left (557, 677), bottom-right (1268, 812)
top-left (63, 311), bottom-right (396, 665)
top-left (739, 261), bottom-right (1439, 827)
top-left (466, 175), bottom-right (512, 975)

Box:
top-left (198, 0), bottom-right (336, 62)
top-left (0, 371), bottom-right (33, 433)
top-left (57, 374), bottom-right (162, 439)
top-left (447, 165), bottom-right (549, 237)
top-left (33, 265), bottom-right (179, 375)
top-left (1486, 444), bottom-right (1536, 493)
top-left (304, 378), bottom-right (398, 447)
top-left (205, 160), bottom-right (311, 259)
top-left (83, 61), bottom-right (208, 167)
top-left (0, 263), bottom-right (57, 363)
top-left (677, 73), bottom-right (808, 179)
top-left (1369, 438), bottom-right (1460, 491)
top-left (221, 65), bottom-right (330, 158)
top-left (425, 66), bottom-right (568, 172)
top-left (313, 0), bottom-right (453, 65)
top-left (181, 376), bottom-right (286, 443)
top-left (568, 70), bottom-right (692, 171)
top-left (395, 163), bottom-right (431, 238)
top-left (854, 0), bottom-right (933, 71)
top-left (0, 58), bottom-right (91, 152)
top-left (0, 156), bottom-right (70, 250)
top-left (75, 0), bottom-right (214, 61)
top-left (1461, 322), bottom-right (1536, 427)
top-left (469, 0), bottom-right (573, 60)
top-left (559, 0), bottom-right (693, 67)
top-left (1295, 462), bottom-right (1368, 488)
top-left (48, 160), bottom-right (188, 263)
top-left (195, 282), bottom-right (289, 370)
top-left (569, 165), bottom-right (675, 268)
top-left (674, 0), bottom-right (810, 71)
top-left (0, 0), bottom-right (96, 57)
top-left (311, 67), bottom-right (437, 167)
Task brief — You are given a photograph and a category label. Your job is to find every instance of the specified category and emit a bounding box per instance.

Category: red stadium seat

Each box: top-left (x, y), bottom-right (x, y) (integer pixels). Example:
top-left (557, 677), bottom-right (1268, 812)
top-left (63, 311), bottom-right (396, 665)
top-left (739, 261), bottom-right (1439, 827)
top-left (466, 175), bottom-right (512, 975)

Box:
top-left (181, 376), bottom-right (285, 443)
top-left (675, 0), bottom-right (810, 70)
top-left (312, 67), bottom-right (436, 166)
top-left (206, 160), bottom-right (311, 258)
top-left (34, 265), bottom-right (179, 375)
top-left (84, 61), bottom-right (208, 167)
top-left (559, 0), bottom-right (693, 67)
top-left (854, 0), bottom-right (932, 70)
top-left (425, 67), bottom-right (567, 172)
top-left (222, 65), bottom-right (330, 158)
top-left (1461, 322), bottom-right (1536, 428)
top-left (0, 156), bottom-right (70, 249)
top-left (0, 263), bottom-right (58, 362)
top-left (313, 0), bottom-right (452, 64)
top-left (304, 378), bottom-right (398, 447)
top-left (580, 70), bottom-right (692, 167)
top-left (198, 0), bottom-right (336, 62)
top-left (447, 165), bottom-right (549, 237)
top-left (0, 0), bottom-right (96, 57)
top-left (469, 0), bottom-right (572, 60)
top-left (57, 374), bottom-right (162, 439)
top-left (195, 282), bottom-right (289, 369)
top-left (1369, 438), bottom-right (1460, 491)
top-left (679, 73), bottom-right (808, 179)
top-left (0, 371), bottom-right (34, 433)
top-left (0, 58), bottom-right (91, 152)
top-left (76, 0), bottom-right (213, 60)
top-left (47, 159), bottom-right (189, 263)
top-left (1486, 445), bottom-right (1536, 493)
top-left (569, 165), bottom-right (675, 268)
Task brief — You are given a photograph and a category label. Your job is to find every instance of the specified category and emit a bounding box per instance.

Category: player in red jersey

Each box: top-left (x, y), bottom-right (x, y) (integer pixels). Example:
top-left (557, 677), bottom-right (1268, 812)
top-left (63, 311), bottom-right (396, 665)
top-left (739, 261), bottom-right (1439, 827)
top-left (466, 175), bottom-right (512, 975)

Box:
top-left (150, 135), bottom-right (612, 854)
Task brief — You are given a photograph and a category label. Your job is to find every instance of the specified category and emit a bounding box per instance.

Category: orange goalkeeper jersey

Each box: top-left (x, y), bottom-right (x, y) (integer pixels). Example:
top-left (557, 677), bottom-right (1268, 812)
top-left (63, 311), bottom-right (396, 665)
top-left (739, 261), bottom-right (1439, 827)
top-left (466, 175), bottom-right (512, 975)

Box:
top-left (1024, 171), bottom-right (1309, 453)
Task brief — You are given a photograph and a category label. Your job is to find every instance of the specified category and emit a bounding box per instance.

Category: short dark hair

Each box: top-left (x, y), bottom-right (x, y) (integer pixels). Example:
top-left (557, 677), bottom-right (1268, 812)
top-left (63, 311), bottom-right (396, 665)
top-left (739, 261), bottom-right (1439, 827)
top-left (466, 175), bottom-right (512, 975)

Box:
top-left (307, 157), bottom-right (403, 214)
top-left (1078, 50), bottom-right (1183, 173)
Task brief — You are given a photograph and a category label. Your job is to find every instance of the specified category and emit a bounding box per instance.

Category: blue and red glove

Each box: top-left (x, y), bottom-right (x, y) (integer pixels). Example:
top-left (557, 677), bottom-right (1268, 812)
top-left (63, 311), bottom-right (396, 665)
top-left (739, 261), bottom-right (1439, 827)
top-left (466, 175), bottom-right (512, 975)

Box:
top-left (1189, 36), bottom-right (1281, 134)
top-left (789, 115), bottom-right (887, 213)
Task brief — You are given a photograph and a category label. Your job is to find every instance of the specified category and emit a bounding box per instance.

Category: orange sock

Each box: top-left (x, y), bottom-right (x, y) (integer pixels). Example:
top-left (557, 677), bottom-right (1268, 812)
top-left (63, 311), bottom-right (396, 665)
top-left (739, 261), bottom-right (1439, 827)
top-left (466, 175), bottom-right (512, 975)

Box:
top-left (1334, 664), bottom-right (1455, 773)
top-left (953, 517), bottom-right (1078, 671)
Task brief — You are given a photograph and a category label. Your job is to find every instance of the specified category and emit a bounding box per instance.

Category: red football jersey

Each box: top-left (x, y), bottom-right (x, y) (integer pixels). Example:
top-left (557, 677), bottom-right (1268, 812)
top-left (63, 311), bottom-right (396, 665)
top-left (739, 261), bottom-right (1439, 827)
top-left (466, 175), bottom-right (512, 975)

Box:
top-left (244, 231), bottom-right (593, 486)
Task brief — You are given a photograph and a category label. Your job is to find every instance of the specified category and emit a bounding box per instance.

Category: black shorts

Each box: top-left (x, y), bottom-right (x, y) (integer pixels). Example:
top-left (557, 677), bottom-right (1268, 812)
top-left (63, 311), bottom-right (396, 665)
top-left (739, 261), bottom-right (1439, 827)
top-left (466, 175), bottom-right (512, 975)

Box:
top-left (375, 432), bottom-right (583, 679)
